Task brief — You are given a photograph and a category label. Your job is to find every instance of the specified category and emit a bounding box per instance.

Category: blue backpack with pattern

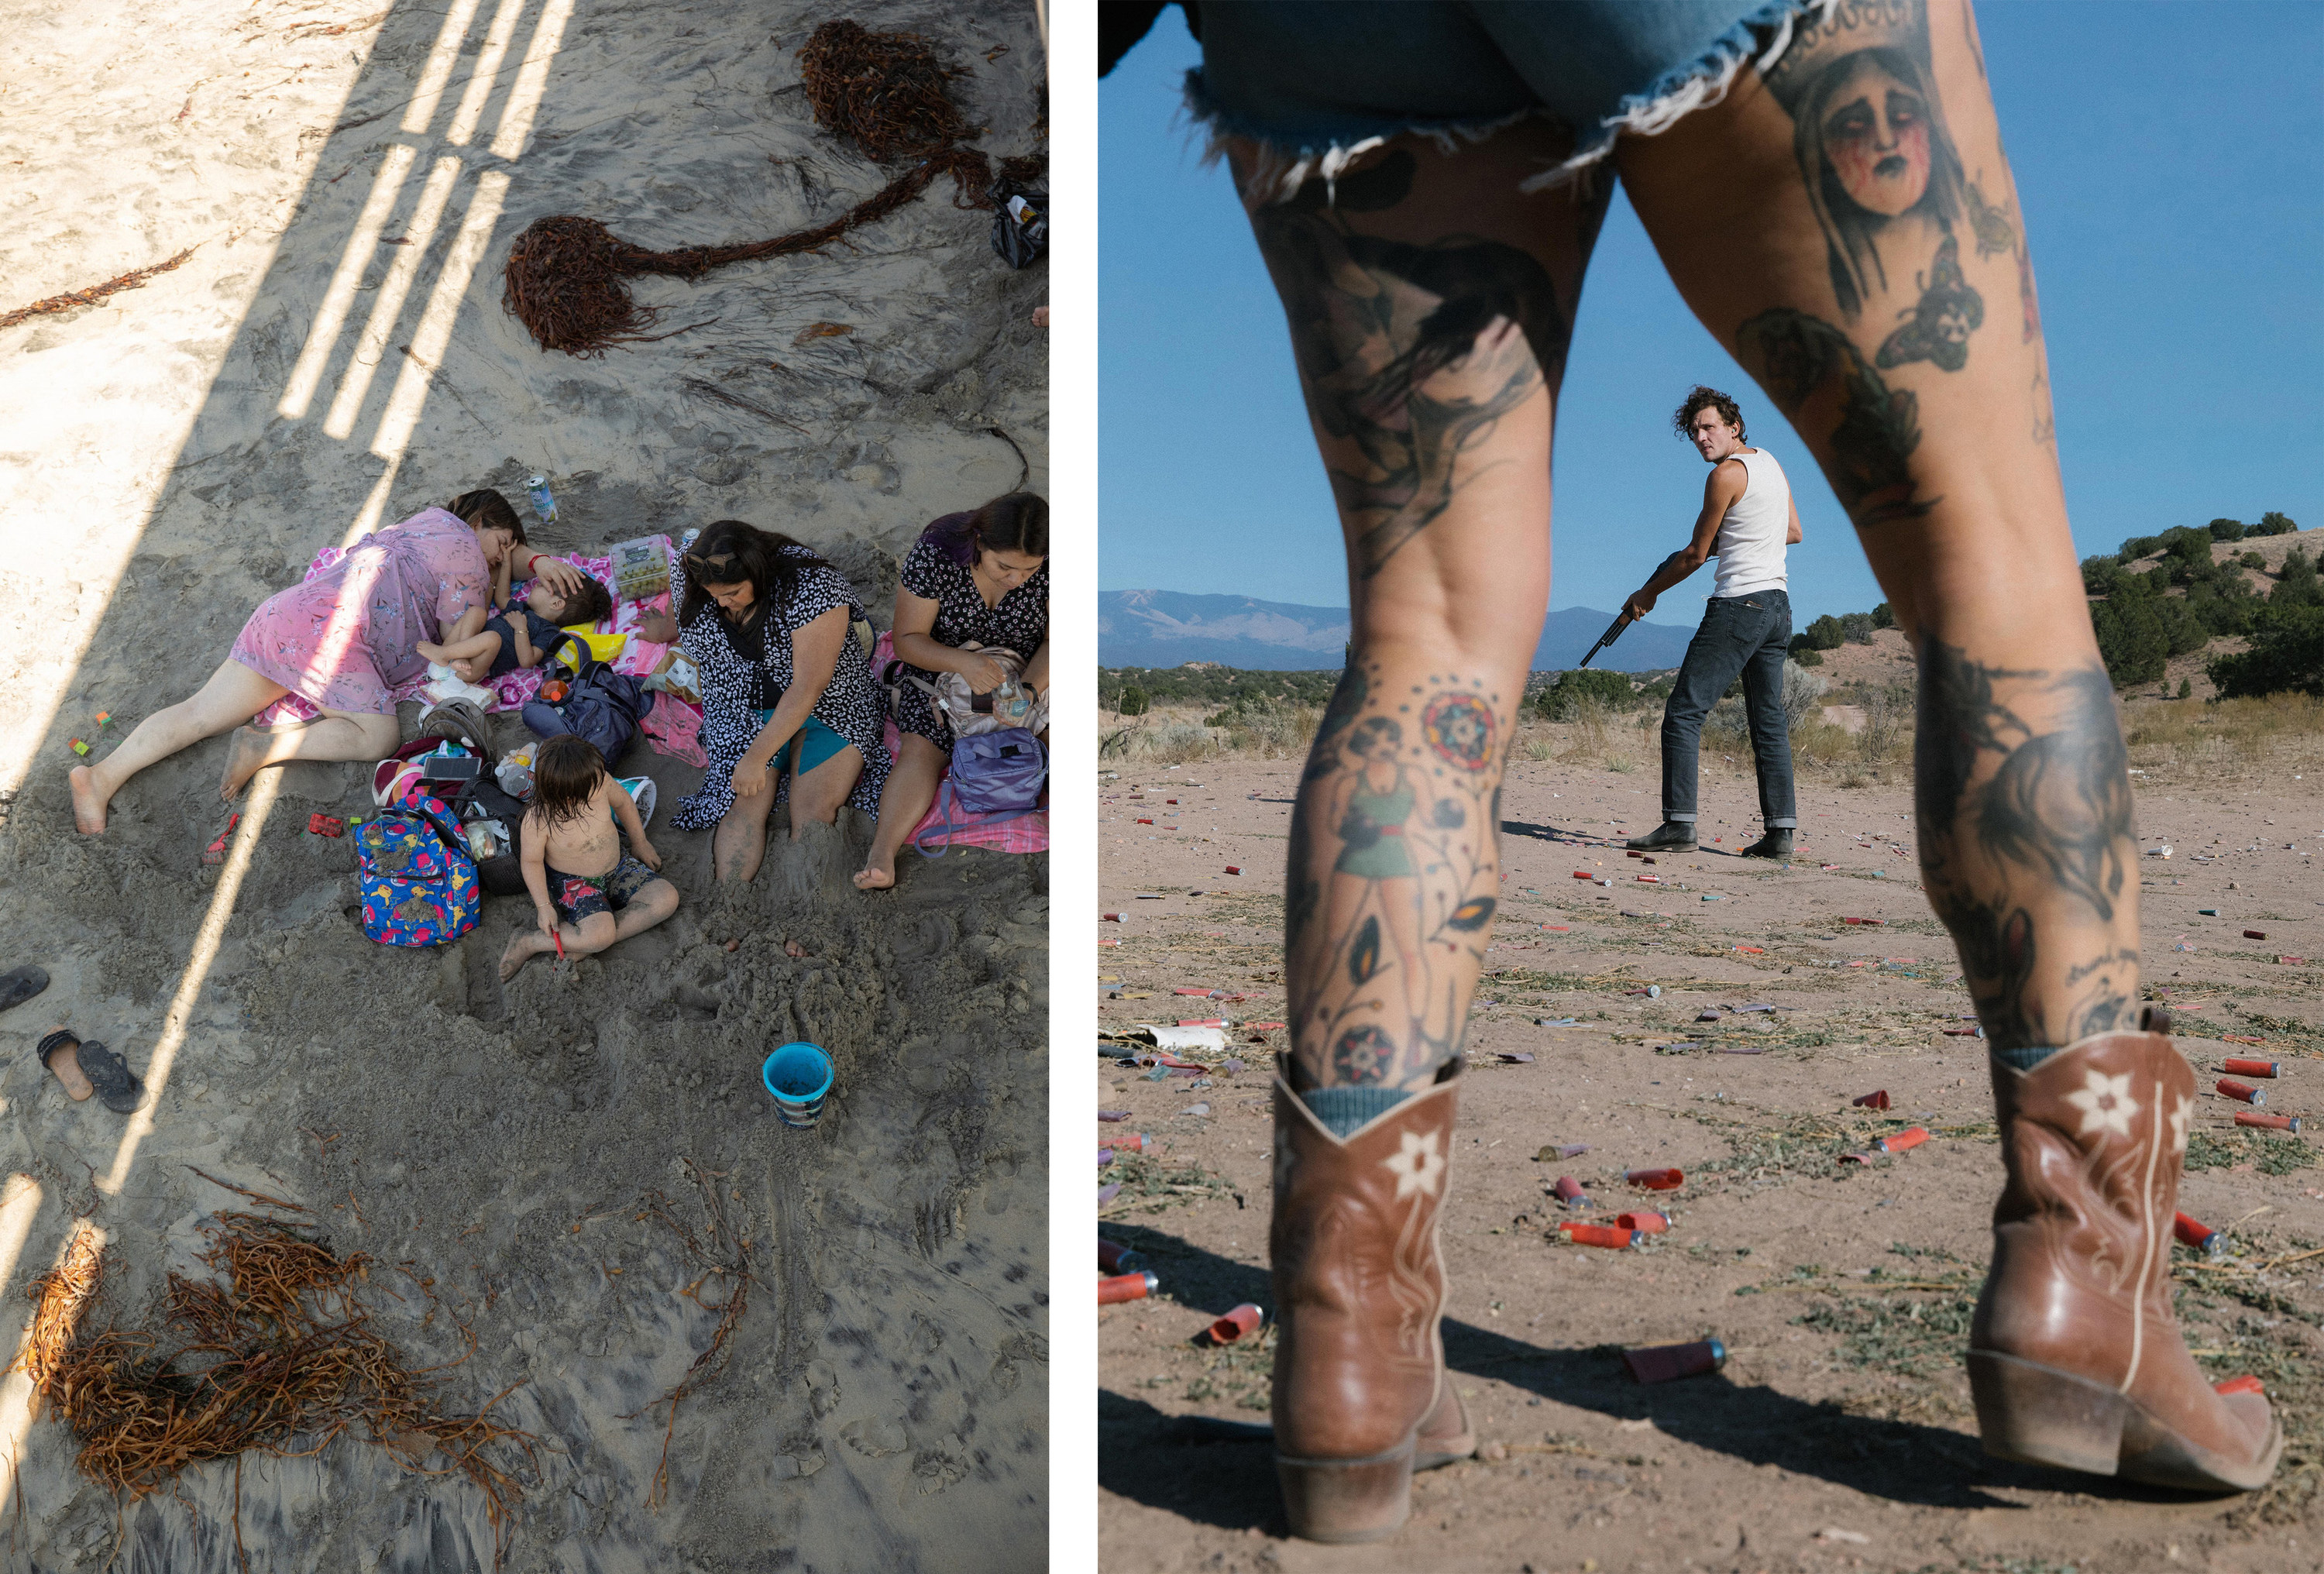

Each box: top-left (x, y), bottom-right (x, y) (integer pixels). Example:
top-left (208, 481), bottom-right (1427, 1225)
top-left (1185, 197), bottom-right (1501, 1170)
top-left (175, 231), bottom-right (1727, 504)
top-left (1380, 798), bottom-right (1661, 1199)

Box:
top-left (356, 790), bottom-right (482, 947)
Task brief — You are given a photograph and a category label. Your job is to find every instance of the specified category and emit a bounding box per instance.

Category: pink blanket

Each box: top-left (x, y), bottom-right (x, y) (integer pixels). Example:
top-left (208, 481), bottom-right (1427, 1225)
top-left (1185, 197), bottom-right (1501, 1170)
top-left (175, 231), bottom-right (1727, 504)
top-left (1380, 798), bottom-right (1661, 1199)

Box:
top-left (255, 548), bottom-right (1042, 855)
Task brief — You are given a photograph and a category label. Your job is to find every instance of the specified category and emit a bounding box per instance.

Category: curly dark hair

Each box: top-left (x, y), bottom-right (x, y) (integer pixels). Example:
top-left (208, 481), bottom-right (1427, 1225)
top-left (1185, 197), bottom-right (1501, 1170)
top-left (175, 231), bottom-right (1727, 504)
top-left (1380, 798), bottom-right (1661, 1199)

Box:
top-left (1673, 386), bottom-right (1746, 444)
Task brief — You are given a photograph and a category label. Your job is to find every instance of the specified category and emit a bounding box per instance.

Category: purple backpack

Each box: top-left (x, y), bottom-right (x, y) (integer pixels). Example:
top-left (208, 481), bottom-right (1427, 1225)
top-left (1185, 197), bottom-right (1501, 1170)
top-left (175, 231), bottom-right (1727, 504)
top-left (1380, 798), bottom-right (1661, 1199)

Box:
top-left (915, 728), bottom-right (1045, 856)
top-left (949, 727), bottom-right (1046, 813)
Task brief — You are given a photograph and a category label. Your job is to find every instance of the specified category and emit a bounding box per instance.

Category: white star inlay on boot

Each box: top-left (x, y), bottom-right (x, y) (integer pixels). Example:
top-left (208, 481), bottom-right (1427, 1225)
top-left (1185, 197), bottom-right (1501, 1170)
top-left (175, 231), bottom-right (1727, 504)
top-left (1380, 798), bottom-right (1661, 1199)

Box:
top-left (2168, 1094), bottom-right (2192, 1154)
top-left (1384, 1130), bottom-right (1446, 1199)
top-left (2066, 1070), bottom-right (2140, 1139)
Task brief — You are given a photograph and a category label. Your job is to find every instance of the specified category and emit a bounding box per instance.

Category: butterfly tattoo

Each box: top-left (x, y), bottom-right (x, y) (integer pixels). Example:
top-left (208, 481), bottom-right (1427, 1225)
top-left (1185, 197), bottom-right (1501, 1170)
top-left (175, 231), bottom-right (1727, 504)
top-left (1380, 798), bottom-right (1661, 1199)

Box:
top-left (1965, 180), bottom-right (2017, 260)
top-left (1877, 233), bottom-right (1984, 373)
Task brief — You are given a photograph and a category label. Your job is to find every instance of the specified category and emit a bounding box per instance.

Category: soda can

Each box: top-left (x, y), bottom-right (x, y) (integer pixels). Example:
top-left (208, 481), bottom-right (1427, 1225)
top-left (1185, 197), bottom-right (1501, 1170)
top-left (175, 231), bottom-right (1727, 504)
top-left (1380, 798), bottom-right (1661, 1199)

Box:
top-left (1098, 1237), bottom-right (1145, 1275)
top-left (1559, 1223), bottom-right (1636, 1249)
top-left (1099, 1270), bottom-right (1158, 1306)
top-left (2216, 1079), bottom-right (2265, 1106)
top-left (525, 473), bottom-right (559, 527)
top-left (2223, 1057), bottom-right (2280, 1079)
top-left (1614, 1211), bottom-right (1669, 1235)
top-left (2235, 1110), bottom-right (2301, 1133)
top-left (1875, 1127), bottom-right (1930, 1153)
top-left (2173, 1211), bottom-right (2224, 1257)
top-left (1625, 1167), bottom-right (1684, 1191)
top-left (1622, 1338), bottom-right (1725, 1384)
top-left (1207, 1304), bottom-right (1263, 1345)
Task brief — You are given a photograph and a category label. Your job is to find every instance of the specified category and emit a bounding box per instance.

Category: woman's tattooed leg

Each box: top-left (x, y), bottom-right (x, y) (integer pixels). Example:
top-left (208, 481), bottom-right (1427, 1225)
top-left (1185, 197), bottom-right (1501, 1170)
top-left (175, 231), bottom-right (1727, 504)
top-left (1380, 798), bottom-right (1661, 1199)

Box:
top-left (1286, 660), bottom-right (1516, 1090)
top-left (1618, 0), bottom-right (2136, 1058)
top-left (1234, 125), bottom-right (1604, 1095)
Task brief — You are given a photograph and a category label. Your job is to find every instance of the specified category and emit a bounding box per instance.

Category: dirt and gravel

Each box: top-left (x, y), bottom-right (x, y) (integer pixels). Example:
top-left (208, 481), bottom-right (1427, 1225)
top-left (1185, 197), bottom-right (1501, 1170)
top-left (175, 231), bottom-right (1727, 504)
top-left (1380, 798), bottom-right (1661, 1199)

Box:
top-left (0, 0), bottom-right (1047, 1567)
top-left (1096, 739), bottom-right (2324, 1574)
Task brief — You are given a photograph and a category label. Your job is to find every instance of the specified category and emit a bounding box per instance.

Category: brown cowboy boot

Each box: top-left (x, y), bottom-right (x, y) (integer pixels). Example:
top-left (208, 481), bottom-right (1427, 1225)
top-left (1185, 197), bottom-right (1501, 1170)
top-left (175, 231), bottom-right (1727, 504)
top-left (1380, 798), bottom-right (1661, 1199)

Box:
top-left (1270, 1071), bottom-right (1475, 1542)
top-left (1970, 1019), bottom-right (2282, 1491)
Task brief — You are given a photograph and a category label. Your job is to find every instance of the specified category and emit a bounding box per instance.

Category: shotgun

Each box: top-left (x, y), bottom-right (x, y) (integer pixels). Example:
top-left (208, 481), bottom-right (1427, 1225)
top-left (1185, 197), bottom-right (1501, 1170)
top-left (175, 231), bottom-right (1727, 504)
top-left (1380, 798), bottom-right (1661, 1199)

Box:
top-left (1576, 610), bottom-right (1634, 669)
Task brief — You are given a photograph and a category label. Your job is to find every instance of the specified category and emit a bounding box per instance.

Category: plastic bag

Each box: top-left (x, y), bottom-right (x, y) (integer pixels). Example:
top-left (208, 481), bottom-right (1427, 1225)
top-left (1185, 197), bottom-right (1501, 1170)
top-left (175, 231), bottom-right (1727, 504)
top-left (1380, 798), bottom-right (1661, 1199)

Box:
top-left (990, 180), bottom-right (1047, 270)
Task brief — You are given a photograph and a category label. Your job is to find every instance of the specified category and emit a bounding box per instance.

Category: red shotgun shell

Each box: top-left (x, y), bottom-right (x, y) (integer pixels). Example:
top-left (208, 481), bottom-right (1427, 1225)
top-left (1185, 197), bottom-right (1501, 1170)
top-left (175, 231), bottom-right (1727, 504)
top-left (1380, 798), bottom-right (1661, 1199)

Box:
top-left (2223, 1057), bottom-right (2280, 1078)
top-left (1098, 1237), bottom-right (1145, 1274)
top-left (2173, 1211), bottom-right (2224, 1257)
top-left (1206, 1303), bottom-right (1263, 1345)
top-left (2235, 1110), bottom-right (2301, 1132)
top-left (2216, 1079), bottom-right (2265, 1105)
top-left (1875, 1127), bottom-right (1930, 1153)
top-left (1622, 1339), bottom-right (1725, 1384)
top-left (1099, 1271), bottom-right (1158, 1305)
top-left (1614, 1211), bottom-right (1669, 1235)
top-left (1559, 1223), bottom-right (1637, 1249)
top-left (1853, 1091), bottom-right (1890, 1110)
top-left (1625, 1167), bottom-right (1684, 1190)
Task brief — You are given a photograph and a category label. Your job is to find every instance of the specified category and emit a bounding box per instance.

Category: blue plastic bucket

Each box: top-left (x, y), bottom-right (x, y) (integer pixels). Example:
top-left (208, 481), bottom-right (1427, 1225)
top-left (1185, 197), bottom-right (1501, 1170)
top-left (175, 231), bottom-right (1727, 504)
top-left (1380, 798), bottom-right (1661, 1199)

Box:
top-left (762, 1041), bottom-right (834, 1129)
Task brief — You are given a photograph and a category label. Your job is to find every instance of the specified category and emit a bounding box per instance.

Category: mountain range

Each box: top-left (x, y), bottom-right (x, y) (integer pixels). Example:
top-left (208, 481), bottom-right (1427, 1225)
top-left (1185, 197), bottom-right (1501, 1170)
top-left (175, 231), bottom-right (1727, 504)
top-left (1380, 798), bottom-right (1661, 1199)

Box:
top-left (1099, 589), bottom-right (1698, 672)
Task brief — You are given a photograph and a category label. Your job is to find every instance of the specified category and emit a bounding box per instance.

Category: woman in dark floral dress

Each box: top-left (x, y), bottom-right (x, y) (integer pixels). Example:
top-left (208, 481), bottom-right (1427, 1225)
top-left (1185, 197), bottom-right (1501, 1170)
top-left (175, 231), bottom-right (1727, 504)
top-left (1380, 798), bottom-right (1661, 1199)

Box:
top-left (641, 521), bottom-right (889, 885)
top-left (854, 493), bottom-right (1048, 890)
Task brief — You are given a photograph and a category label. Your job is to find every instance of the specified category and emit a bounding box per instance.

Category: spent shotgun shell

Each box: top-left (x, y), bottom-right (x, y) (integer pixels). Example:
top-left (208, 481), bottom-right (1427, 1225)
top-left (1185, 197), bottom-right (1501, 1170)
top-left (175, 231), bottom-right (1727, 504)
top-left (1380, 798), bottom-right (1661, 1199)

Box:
top-left (2174, 1211), bottom-right (2225, 1257)
top-left (1622, 1339), bottom-right (1725, 1385)
top-left (2223, 1057), bottom-right (2281, 1079)
top-left (1559, 1223), bottom-right (1637, 1249)
top-left (1097, 1238), bottom-right (1145, 1275)
top-left (2236, 1110), bottom-right (2301, 1132)
top-left (1625, 1167), bottom-right (1684, 1190)
top-left (1853, 1090), bottom-right (1892, 1111)
top-left (1206, 1304), bottom-right (1263, 1345)
top-left (2216, 1079), bottom-right (2266, 1105)
top-left (1875, 1127), bottom-right (1930, 1153)
top-left (1098, 1271), bottom-right (1158, 1306)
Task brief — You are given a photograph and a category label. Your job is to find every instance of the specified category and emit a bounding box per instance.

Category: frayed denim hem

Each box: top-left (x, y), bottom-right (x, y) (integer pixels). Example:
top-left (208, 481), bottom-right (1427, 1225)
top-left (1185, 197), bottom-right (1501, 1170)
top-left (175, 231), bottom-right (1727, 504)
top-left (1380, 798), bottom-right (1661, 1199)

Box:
top-left (1518, 0), bottom-right (1838, 192)
top-left (1182, 71), bottom-right (1545, 211)
top-left (1185, 0), bottom-right (1835, 206)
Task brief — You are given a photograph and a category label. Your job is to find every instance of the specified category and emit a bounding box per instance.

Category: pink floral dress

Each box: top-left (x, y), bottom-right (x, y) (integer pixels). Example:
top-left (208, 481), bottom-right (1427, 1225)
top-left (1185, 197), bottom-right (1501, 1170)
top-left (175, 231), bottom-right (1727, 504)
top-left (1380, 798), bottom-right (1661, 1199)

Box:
top-left (229, 508), bottom-right (492, 716)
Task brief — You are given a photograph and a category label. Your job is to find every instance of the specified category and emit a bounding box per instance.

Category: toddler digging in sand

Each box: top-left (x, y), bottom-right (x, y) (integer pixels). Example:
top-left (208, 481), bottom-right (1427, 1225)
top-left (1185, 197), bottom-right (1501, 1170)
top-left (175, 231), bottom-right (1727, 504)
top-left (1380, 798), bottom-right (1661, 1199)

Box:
top-left (502, 734), bottom-right (677, 980)
top-left (418, 574), bottom-right (612, 686)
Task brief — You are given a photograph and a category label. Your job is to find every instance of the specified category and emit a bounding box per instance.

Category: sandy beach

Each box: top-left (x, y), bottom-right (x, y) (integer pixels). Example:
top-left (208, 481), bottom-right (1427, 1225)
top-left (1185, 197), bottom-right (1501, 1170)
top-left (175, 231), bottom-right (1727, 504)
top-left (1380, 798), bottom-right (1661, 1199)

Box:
top-left (0, 1), bottom-right (1047, 1567)
top-left (1096, 725), bottom-right (2324, 1572)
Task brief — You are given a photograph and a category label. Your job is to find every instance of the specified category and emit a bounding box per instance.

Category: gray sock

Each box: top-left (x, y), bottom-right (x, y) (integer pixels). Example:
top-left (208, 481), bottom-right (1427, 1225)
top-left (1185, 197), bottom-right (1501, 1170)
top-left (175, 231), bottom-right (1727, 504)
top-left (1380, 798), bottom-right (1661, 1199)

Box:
top-left (1992, 1044), bottom-right (2064, 1074)
top-left (1301, 1084), bottom-right (1411, 1138)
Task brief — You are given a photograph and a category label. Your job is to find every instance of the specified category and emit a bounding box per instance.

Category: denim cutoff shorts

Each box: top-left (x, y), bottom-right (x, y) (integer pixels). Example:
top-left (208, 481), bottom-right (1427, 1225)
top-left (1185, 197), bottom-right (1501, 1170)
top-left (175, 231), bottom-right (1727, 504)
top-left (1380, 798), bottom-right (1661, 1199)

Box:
top-left (1188, 0), bottom-right (1834, 194)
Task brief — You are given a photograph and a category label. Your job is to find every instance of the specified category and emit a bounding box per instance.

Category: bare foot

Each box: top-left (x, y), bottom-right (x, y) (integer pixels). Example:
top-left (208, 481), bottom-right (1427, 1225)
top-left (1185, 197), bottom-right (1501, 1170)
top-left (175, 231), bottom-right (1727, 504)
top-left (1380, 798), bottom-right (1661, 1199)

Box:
top-left (500, 928), bottom-right (549, 982)
top-left (415, 641), bottom-right (449, 664)
top-left (218, 727), bottom-right (276, 802)
top-left (851, 862), bottom-right (895, 891)
top-left (69, 765), bottom-right (109, 835)
top-left (40, 1031), bottom-right (93, 1101)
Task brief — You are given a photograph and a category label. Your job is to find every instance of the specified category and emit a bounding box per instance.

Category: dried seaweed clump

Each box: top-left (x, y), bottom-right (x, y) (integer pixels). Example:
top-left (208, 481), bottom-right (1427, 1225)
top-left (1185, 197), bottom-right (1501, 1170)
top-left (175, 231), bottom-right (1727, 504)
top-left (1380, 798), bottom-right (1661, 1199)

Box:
top-left (500, 18), bottom-right (1013, 356)
top-left (797, 19), bottom-right (975, 160)
top-left (25, 1212), bottom-right (532, 1560)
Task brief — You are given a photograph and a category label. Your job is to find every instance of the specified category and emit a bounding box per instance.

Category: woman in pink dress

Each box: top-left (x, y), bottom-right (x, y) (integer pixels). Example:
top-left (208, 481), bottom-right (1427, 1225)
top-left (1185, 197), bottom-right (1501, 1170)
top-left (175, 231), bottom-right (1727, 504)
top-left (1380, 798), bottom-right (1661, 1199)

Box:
top-left (70, 490), bottom-right (590, 834)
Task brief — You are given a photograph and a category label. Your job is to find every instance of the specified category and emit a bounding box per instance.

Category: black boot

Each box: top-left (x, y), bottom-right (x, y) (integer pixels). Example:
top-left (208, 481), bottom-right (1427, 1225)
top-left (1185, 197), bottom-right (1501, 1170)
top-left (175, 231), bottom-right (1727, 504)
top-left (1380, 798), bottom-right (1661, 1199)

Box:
top-left (1624, 821), bottom-right (1697, 852)
top-left (1738, 828), bottom-right (1794, 860)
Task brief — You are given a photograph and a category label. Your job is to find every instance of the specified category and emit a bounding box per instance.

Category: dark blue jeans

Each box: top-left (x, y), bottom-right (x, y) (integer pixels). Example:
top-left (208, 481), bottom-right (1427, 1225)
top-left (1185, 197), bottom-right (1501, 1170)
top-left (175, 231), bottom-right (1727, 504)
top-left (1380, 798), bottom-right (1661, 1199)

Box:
top-left (1659, 589), bottom-right (1796, 830)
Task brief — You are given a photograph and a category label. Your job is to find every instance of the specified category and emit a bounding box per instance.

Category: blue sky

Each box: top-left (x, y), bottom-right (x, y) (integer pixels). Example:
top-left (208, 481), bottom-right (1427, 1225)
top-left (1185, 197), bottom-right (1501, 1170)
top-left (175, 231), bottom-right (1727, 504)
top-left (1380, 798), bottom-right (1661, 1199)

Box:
top-left (1098, 2), bottom-right (2324, 620)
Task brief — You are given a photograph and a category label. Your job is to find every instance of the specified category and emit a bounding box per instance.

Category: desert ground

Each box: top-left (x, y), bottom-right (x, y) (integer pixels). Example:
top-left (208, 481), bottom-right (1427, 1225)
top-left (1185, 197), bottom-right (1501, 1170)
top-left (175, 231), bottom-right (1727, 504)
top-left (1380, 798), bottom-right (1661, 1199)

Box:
top-left (0, 1), bottom-right (1046, 1569)
top-left (1096, 706), bottom-right (2324, 1573)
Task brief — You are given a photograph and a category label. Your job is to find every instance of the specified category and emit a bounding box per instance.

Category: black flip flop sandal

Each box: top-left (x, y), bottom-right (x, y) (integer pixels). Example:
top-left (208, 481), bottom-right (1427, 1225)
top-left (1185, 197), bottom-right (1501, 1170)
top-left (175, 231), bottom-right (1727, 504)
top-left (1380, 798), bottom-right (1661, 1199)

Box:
top-left (35, 1030), bottom-right (143, 1115)
top-left (0, 965), bottom-right (46, 1012)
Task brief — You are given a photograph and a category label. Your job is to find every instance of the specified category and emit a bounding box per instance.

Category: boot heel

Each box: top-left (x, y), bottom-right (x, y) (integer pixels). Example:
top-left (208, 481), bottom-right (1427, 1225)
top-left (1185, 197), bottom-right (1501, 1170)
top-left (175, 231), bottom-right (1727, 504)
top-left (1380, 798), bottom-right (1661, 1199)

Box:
top-left (1276, 1441), bottom-right (1415, 1544)
top-left (1967, 1350), bottom-right (2129, 1476)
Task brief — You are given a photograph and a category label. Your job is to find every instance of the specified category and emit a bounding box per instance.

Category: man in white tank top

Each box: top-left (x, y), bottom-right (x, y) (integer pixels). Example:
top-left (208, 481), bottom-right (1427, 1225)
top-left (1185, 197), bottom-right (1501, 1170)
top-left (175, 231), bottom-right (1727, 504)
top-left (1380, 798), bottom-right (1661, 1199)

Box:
top-left (1621, 387), bottom-right (1803, 859)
